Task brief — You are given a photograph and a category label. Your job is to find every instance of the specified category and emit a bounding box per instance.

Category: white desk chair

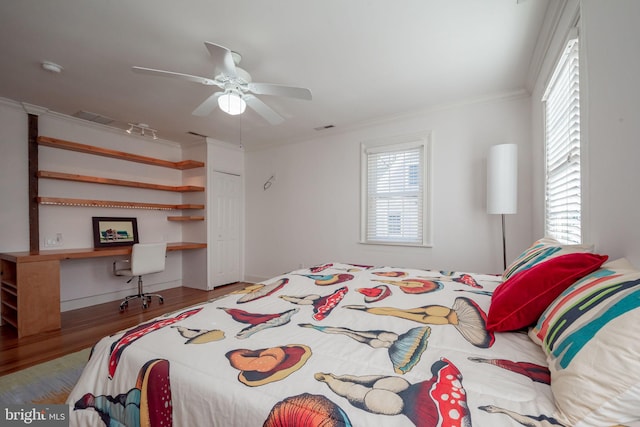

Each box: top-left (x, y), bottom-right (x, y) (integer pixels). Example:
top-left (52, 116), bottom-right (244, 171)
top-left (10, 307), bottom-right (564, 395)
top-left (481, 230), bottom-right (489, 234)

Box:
top-left (113, 242), bottom-right (167, 311)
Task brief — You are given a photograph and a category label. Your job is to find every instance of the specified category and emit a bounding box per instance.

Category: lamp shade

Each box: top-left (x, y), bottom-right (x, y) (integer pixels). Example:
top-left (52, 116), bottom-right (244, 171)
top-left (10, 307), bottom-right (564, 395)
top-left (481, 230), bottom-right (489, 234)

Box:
top-left (218, 91), bottom-right (247, 115)
top-left (487, 143), bottom-right (518, 215)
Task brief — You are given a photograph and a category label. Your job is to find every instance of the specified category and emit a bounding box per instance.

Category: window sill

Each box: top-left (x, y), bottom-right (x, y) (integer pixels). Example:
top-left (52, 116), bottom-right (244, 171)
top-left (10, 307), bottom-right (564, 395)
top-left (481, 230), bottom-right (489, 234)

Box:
top-left (358, 241), bottom-right (433, 249)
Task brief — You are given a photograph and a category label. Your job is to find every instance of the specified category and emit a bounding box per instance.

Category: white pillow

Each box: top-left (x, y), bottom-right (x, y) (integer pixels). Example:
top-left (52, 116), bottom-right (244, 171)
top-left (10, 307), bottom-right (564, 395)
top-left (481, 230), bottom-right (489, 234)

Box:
top-left (529, 258), bottom-right (640, 426)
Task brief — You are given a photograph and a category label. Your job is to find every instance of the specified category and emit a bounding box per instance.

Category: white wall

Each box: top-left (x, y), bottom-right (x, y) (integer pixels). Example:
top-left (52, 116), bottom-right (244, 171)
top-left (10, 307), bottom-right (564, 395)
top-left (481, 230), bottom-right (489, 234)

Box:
top-left (581, 0), bottom-right (640, 265)
top-left (245, 94), bottom-right (533, 281)
top-left (0, 101), bottom-right (29, 253)
top-left (531, 0), bottom-right (640, 266)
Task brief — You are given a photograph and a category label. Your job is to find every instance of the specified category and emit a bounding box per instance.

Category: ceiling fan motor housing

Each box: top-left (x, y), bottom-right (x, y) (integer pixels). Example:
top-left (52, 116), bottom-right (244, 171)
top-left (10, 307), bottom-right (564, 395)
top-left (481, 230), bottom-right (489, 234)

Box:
top-left (132, 41), bottom-right (311, 124)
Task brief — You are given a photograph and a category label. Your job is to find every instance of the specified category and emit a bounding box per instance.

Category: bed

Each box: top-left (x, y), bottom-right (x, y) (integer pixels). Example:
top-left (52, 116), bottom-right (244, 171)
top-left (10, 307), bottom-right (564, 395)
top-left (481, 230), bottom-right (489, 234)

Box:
top-left (67, 238), bottom-right (640, 427)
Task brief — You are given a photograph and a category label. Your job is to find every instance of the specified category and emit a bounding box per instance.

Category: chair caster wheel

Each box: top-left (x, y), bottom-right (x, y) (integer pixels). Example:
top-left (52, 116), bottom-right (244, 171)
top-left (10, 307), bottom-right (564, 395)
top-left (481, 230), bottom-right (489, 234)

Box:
top-left (120, 301), bottom-right (128, 311)
top-left (159, 297), bottom-right (164, 304)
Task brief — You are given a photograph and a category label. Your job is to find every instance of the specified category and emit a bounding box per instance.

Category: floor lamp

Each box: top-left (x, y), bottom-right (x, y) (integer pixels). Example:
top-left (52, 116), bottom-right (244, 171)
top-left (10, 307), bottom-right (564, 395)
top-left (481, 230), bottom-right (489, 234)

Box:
top-left (487, 144), bottom-right (518, 271)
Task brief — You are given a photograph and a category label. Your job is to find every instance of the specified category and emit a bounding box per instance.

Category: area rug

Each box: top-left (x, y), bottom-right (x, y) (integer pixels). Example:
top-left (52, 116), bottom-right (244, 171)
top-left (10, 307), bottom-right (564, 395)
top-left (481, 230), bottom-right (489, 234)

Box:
top-left (0, 348), bottom-right (91, 405)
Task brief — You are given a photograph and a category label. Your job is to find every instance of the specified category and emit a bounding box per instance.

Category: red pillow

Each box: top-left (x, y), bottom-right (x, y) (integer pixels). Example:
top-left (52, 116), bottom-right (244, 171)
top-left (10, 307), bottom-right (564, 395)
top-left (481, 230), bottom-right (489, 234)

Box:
top-left (487, 252), bottom-right (608, 332)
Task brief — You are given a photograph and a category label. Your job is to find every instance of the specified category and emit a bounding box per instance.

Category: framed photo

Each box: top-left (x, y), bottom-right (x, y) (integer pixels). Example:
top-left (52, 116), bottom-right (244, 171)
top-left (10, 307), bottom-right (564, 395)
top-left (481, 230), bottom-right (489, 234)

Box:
top-left (92, 217), bottom-right (139, 248)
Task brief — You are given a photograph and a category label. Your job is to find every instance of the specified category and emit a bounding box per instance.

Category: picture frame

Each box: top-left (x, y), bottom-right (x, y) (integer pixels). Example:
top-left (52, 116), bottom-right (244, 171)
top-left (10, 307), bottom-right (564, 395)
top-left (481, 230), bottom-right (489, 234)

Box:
top-left (92, 217), bottom-right (139, 248)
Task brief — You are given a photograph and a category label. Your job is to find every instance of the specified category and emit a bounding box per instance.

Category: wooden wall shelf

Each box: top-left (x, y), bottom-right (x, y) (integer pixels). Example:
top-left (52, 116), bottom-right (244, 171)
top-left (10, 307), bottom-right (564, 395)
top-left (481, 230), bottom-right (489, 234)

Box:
top-left (37, 136), bottom-right (205, 170)
top-left (36, 135), bottom-right (206, 218)
top-left (37, 197), bottom-right (204, 211)
top-left (38, 171), bottom-right (204, 193)
top-left (167, 216), bottom-right (205, 222)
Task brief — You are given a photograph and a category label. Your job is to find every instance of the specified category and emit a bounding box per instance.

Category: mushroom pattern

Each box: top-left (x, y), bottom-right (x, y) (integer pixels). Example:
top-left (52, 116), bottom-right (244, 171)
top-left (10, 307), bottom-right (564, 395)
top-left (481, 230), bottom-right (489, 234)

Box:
top-left (300, 273), bottom-right (354, 286)
top-left (233, 278), bottom-right (289, 304)
top-left (218, 307), bottom-right (299, 338)
top-left (344, 297), bottom-right (495, 348)
top-left (299, 323), bottom-right (430, 374)
top-left (309, 263), bottom-right (333, 273)
top-left (226, 344), bottom-right (312, 387)
top-left (373, 271), bottom-right (408, 278)
top-left (468, 357), bottom-right (550, 384)
top-left (452, 274), bottom-right (483, 289)
top-left (280, 286), bottom-right (348, 321)
top-left (108, 308), bottom-right (202, 378)
top-left (171, 326), bottom-right (225, 344)
top-left (315, 358), bottom-right (470, 427)
top-left (374, 278), bottom-right (443, 295)
top-left (74, 358), bottom-right (172, 426)
top-left (356, 284), bottom-right (392, 303)
top-left (264, 393), bottom-right (352, 427)
top-left (479, 405), bottom-right (566, 426)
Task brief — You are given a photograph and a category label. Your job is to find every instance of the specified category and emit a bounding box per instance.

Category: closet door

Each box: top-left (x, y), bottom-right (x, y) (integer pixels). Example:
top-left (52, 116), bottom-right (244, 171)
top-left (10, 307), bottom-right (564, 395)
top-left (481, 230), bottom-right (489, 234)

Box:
top-left (211, 171), bottom-right (241, 287)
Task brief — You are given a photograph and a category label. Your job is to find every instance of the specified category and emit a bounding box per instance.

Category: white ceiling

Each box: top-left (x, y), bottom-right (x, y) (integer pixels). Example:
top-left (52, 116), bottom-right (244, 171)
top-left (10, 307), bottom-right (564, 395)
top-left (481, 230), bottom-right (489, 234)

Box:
top-left (0, 0), bottom-right (549, 151)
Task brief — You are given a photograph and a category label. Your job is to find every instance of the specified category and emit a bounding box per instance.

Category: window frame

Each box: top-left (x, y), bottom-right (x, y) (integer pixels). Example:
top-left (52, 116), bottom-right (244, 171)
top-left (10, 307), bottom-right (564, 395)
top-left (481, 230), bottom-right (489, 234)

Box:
top-left (542, 30), bottom-right (582, 244)
top-left (360, 132), bottom-right (433, 247)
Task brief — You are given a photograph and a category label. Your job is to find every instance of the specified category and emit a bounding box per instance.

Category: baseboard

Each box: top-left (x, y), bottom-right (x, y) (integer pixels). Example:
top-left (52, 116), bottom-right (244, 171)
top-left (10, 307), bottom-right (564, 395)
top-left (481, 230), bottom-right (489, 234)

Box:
top-left (60, 280), bottom-right (182, 312)
top-left (243, 274), bottom-right (270, 284)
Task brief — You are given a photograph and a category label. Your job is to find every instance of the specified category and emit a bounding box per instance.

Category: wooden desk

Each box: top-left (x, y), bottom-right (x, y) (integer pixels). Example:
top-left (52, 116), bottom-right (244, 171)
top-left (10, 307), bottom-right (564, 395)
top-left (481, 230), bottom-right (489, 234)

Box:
top-left (0, 242), bottom-right (206, 338)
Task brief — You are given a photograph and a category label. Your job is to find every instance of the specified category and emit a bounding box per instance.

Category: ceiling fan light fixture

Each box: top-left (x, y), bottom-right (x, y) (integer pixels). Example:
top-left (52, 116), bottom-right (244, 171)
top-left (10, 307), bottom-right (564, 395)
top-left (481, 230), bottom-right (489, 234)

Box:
top-left (218, 91), bottom-right (246, 115)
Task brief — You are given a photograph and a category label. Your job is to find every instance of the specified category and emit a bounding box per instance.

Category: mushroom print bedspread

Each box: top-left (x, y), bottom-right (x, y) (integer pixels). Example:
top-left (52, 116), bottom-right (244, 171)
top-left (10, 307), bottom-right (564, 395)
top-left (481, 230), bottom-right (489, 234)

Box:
top-left (67, 262), bottom-right (559, 426)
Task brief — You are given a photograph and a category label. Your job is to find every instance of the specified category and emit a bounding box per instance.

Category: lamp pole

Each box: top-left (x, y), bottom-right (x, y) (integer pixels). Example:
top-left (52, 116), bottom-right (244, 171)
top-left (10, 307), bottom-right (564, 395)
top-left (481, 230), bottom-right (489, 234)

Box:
top-left (501, 213), bottom-right (507, 271)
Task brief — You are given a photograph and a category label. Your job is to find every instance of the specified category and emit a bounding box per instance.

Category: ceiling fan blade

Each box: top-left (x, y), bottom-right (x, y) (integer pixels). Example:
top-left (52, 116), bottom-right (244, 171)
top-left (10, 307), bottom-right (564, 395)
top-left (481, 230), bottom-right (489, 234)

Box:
top-left (204, 42), bottom-right (237, 78)
top-left (192, 92), bottom-right (224, 117)
top-left (132, 66), bottom-right (217, 86)
top-left (248, 83), bottom-right (312, 100)
top-left (244, 94), bottom-right (284, 125)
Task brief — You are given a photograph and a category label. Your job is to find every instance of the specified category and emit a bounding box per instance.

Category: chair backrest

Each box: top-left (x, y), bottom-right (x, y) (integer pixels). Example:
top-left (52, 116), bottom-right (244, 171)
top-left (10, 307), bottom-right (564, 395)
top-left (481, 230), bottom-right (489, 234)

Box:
top-left (130, 242), bottom-right (167, 276)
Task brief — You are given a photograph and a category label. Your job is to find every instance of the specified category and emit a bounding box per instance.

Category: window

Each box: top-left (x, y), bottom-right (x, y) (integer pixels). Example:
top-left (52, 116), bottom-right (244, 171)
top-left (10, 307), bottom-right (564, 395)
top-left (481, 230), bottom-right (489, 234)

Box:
top-left (361, 134), bottom-right (432, 246)
top-left (543, 34), bottom-right (581, 244)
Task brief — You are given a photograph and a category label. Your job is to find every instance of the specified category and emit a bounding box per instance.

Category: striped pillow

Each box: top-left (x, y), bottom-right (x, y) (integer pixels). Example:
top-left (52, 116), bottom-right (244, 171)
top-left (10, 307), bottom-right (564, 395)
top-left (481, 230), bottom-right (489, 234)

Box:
top-left (503, 237), bottom-right (594, 280)
top-left (529, 258), bottom-right (640, 426)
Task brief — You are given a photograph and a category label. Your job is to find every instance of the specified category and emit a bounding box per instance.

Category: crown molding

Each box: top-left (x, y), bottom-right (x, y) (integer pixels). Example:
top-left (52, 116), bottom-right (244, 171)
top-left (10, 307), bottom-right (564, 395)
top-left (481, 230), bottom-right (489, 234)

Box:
top-left (525, 0), bottom-right (580, 92)
top-left (21, 102), bottom-right (49, 116)
top-left (0, 97), bottom-right (182, 148)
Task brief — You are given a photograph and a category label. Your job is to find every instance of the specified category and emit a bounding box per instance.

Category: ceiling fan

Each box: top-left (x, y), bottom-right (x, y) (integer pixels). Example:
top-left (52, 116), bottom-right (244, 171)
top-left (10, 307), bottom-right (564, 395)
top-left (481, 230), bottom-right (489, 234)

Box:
top-left (132, 42), bottom-right (312, 125)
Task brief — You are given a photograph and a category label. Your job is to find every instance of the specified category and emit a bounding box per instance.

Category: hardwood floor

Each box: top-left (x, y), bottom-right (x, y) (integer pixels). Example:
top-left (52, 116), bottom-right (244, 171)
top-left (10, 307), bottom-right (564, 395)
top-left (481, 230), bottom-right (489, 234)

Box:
top-left (0, 282), bottom-right (248, 376)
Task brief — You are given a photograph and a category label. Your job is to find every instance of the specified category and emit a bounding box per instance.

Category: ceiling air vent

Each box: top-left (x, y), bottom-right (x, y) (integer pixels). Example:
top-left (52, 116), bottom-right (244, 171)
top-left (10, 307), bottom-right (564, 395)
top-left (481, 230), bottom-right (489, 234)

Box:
top-left (187, 131), bottom-right (208, 138)
top-left (73, 110), bottom-right (115, 125)
top-left (314, 124), bottom-right (335, 131)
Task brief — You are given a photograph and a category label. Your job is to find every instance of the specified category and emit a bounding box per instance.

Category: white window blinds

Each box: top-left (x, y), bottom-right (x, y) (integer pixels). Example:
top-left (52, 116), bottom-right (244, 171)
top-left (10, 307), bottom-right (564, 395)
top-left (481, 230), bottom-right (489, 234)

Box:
top-left (363, 142), bottom-right (427, 245)
top-left (543, 37), bottom-right (581, 244)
